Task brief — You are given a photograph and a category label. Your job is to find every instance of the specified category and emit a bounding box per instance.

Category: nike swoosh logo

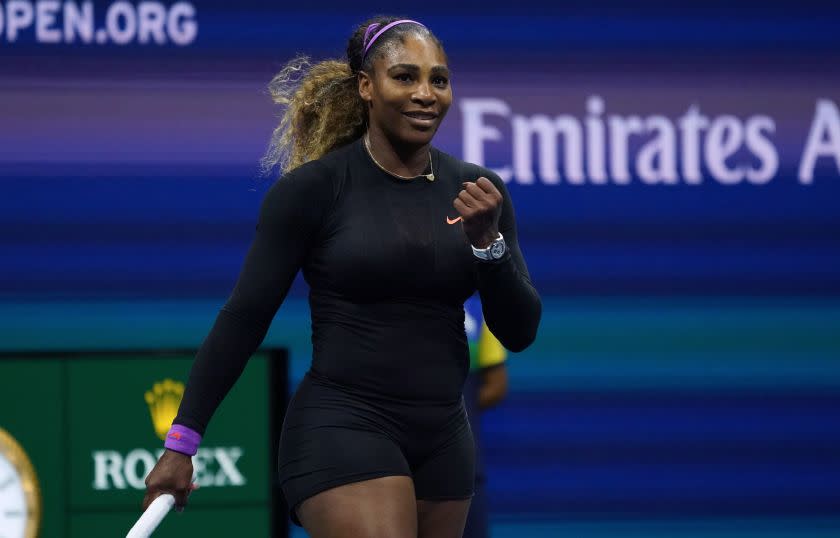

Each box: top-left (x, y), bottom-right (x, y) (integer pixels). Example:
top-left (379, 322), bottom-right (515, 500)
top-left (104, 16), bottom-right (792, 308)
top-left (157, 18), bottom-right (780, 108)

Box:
top-left (446, 216), bottom-right (462, 225)
top-left (168, 432), bottom-right (182, 441)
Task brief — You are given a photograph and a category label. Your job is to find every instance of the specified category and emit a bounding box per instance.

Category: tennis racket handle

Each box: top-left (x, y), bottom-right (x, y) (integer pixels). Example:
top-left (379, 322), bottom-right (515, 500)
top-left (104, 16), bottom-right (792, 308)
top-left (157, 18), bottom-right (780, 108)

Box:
top-left (127, 493), bottom-right (175, 538)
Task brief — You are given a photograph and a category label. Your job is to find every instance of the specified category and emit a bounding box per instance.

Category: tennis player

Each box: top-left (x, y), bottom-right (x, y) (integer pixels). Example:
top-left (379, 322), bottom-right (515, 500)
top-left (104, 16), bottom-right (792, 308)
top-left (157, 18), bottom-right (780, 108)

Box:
top-left (142, 16), bottom-right (541, 538)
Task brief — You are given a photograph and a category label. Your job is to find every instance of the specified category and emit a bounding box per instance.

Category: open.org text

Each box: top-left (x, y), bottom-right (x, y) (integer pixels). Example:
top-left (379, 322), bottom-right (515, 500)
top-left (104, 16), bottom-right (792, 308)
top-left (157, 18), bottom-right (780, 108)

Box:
top-left (0, 0), bottom-right (196, 45)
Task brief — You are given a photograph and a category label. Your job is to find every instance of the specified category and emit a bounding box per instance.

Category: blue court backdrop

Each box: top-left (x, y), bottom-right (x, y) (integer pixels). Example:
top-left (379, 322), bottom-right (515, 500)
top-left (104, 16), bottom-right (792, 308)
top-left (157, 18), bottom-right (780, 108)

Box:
top-left (2, 1), bottom-right (840, 536)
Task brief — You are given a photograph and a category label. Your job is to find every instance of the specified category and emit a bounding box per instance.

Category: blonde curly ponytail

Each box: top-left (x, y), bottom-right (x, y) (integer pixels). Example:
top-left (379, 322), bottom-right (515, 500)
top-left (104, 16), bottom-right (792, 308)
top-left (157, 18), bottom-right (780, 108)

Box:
top-left (260, 57), bottom-right (366, 175)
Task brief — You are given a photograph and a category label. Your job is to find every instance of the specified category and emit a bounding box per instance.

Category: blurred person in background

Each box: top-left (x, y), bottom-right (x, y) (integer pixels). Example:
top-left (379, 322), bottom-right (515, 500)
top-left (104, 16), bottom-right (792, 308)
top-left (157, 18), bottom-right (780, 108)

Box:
top-left (141, 15), bottom-right (540, 538)
top-left (462, 295), bottom-right (508, 538)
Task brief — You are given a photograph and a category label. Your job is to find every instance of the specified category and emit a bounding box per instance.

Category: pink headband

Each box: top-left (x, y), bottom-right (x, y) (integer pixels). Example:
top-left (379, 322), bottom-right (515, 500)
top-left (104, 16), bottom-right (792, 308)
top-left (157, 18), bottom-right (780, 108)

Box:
top-left (362, 19), bottom-right (426, 59)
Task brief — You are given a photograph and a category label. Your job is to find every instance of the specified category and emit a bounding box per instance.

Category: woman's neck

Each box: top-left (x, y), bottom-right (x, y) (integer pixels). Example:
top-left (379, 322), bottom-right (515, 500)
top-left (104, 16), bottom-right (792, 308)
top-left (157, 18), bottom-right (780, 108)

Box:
top-left (365, 129), bottom-right (431, 178)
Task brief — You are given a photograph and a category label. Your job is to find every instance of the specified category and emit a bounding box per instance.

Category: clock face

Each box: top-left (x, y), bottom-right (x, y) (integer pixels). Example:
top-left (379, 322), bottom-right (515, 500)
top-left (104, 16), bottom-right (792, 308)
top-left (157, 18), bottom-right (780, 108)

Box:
top-left (0, 428), bottom-right (39, 538)
top-left (0, 455), bottom-right (27, 537)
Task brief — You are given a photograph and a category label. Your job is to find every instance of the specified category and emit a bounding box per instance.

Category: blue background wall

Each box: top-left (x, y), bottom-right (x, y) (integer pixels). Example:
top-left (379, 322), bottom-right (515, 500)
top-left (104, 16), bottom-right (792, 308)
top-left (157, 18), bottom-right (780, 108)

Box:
top-left (2, 1), bottom-right (840, 536)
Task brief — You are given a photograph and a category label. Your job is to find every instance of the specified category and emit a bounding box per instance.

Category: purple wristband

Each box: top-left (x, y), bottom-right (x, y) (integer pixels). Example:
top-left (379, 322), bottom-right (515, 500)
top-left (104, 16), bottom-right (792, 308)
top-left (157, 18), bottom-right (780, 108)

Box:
top-left (164, 424), bottom-right (202, 456)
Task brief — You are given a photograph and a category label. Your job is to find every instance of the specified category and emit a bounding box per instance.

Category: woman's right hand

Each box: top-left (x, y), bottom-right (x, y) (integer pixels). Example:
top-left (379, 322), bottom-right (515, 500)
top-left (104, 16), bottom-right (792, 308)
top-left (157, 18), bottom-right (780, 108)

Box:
top-left (142, 449), bottom-right (196, 512)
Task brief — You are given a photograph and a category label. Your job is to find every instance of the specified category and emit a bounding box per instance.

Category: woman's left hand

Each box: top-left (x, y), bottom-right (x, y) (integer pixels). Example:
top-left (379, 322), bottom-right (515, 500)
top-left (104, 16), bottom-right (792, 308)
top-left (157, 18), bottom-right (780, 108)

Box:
top-left (453, 177), bottom-right (503, 248)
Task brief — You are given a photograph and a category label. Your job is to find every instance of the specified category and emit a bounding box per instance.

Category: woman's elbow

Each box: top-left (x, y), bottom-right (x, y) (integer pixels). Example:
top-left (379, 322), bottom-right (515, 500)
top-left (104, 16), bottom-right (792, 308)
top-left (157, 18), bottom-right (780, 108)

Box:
top-left (502, 317), bottom-right (540, 352)
top-left (493, 298), bottom-right (542, 352)
top-left (504, 329), bottom-right (537, 352)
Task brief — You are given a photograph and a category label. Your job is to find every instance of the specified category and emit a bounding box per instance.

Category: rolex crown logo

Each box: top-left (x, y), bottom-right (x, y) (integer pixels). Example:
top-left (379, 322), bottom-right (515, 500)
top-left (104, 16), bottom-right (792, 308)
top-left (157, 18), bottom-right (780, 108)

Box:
top-left (144, 379), bottom-right (185, 441)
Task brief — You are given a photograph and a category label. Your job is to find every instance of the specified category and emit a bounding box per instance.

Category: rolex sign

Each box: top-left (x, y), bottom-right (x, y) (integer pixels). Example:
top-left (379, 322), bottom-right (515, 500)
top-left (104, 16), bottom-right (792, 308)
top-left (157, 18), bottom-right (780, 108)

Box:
top-left (90, 379), bottom-right (246, 491)
top-left (0, 350), bottom-right (281, 537)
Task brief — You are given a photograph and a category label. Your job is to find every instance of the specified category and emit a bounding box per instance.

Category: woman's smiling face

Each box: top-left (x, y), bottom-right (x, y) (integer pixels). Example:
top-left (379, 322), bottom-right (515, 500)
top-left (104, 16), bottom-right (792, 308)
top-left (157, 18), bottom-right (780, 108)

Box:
top-left (359, 34), bottom-right (452, 147)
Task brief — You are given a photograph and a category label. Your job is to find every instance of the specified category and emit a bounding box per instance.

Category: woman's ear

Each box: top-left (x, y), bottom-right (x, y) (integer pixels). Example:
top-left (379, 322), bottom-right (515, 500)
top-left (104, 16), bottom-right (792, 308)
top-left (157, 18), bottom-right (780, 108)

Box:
top-left (357, 71), bottom-right (373, 105)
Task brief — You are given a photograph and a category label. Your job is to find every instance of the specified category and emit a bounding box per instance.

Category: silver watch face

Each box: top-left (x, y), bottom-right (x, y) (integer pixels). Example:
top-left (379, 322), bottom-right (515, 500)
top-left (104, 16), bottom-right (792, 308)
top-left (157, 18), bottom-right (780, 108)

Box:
top-left (490, 240), bottom-right (506, 259)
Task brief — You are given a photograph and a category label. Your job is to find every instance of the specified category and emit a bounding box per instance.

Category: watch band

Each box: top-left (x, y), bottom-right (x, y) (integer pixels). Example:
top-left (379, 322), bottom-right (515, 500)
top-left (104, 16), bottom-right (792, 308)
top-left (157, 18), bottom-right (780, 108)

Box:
top-left (471, 233), bottom-right (506, 261)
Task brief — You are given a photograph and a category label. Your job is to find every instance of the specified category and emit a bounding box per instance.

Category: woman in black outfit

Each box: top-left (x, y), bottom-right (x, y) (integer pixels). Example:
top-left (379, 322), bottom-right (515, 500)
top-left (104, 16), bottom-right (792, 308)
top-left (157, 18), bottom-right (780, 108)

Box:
top-left (142, 15), bottom-right (541, 538)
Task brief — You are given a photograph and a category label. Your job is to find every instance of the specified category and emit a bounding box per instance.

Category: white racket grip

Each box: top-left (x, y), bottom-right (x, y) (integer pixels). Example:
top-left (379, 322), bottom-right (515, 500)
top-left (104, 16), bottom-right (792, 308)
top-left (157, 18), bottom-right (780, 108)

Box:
top-left (126, 493), bottom-right (175, 538)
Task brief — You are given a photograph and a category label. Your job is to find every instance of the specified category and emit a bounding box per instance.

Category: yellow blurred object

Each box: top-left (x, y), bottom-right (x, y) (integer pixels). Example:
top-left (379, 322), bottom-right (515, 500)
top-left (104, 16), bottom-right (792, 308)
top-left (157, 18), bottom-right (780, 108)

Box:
top-left (477, 321), bottom-right (507, 368)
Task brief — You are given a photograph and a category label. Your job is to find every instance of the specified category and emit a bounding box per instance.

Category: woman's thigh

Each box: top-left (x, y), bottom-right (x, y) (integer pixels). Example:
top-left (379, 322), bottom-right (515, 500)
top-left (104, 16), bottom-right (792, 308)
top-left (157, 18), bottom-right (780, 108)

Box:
top-left (417, 498), bottom-right (472, 538)
top-left (297, 476), bottom-right (418, 538)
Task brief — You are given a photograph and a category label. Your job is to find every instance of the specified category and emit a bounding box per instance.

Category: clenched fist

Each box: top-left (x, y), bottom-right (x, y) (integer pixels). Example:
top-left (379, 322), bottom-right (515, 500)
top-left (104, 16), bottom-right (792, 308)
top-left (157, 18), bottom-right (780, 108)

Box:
top-left (453, 176), bottom-right (503, 248)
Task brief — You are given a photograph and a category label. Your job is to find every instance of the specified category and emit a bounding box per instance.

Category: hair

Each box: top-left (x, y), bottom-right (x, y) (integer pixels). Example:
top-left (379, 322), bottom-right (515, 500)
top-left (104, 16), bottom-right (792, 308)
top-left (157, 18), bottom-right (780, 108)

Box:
top-left (260, 16), bottom-right (444, 176)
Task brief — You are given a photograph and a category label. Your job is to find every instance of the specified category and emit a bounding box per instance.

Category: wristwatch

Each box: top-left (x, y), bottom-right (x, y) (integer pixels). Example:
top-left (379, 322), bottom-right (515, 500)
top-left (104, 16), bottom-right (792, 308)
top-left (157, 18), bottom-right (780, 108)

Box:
top-left (471, 233), bottom-right (506, 261)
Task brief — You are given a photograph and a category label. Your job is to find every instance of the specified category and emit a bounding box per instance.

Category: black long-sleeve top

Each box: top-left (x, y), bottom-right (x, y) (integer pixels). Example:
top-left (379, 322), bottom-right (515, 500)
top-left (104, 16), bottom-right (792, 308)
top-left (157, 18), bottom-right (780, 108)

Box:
top-left (175, 138), bottom-right (541, 435)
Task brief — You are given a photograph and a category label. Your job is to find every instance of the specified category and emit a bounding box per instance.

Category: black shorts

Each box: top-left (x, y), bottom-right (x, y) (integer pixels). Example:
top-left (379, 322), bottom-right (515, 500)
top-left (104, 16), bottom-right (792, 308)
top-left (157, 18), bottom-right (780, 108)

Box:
top-left (278, 371), bottom-right (475, 526)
